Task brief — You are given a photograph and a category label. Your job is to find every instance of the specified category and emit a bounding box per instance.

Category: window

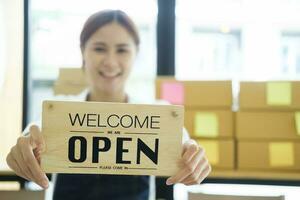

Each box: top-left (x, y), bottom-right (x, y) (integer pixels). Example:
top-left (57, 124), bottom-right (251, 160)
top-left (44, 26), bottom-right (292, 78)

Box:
top-left (175, 0), bottom-right (300, 80)
top-left (281, 32), bottom-right (300, 77)
top-left (176, 26), bottom-right (241, 80)
top-left (175, 0), bottom-right (242, 80)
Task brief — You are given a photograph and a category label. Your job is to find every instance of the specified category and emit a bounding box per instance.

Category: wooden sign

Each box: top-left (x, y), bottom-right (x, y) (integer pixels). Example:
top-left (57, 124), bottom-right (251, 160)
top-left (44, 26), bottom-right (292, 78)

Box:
top-left (41, 101), bottom-right (184, 176)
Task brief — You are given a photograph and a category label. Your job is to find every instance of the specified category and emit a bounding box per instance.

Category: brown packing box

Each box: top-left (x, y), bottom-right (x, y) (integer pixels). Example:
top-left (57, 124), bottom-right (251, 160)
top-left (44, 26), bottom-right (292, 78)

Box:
top-left (156, 77), bottom-right (232, 108)
top-left (239, 81), bottom-right (300, 110)
top-left (53, 68), bottom-right (87, 95)
top-left (56, 68), bottom-right (86, 83)
top-left (53, 84), bottom-right (87, 95)
top-left (185, 109), bottom-right (234, 138)
top-left (236, 111), bottom-right (300, 140)
top-left (197, 139), bottom-right (235, 170)
top-left (238, 140), bottom-right (300, 171)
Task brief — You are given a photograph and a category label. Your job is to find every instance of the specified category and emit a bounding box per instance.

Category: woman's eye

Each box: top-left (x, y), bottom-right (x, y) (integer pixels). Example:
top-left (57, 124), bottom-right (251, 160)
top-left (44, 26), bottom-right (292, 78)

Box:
top-left (94, 47), bottom-right (105, 52)
top-left (117, 48), bottom-right (128, 53)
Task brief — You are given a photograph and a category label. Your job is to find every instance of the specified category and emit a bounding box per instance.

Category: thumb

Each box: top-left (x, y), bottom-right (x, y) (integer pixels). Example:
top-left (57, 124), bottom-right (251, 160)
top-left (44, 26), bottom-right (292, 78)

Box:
top-left (29, 125), bottom-right (45, 152)
top-left (182, 139), bottom-right (198, 156)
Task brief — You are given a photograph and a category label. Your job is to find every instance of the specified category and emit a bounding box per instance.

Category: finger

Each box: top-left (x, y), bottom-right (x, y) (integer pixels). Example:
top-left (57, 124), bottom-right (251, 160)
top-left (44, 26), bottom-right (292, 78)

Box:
top-left (20, 138), bottom-right (49, 189)
top-left (181, 157), bottom-right (208, 185)
top-left (6, 154), bottom-right (31, 181)
top-left (180, 141), bottom-right (199, 166)
top-left (184, 164), bottom-right (211, 185)
top-left (10, 147), bottom-right (34, 181)
top-left (167, 147), bottom-right (205, 185)
top-left (33, 148), bottom-right (42, 165)
top-left (30, 125), bottom-right (45, 151)
top-left (182, 139), bottom-right (198, 156)
top-left (14, 145), bottom-right (37, 181)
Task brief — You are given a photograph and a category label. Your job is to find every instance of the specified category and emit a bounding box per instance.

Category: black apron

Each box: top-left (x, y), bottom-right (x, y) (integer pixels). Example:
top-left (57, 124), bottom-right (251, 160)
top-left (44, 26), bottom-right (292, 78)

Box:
top-left (53, 174), bottom-right (150, 200)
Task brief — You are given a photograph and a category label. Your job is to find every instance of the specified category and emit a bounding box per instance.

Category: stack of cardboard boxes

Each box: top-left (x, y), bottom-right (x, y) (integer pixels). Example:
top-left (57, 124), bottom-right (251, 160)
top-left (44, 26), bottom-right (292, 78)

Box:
top-left (237, 81), bottom-right (300, 171)
top-left (52, 70), bottom-right (300, 175)
top-left (156, 78), bottom-right (235, 170)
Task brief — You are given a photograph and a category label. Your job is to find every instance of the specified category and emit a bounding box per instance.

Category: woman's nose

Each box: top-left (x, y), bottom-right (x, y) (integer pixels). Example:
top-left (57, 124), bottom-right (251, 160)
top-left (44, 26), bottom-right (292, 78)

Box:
top-left (103, 53), bottom-right (118, 69)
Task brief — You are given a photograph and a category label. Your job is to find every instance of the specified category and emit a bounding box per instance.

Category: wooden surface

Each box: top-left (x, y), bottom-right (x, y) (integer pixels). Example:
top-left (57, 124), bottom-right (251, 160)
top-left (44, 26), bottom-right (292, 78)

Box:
top-left (209, 170), bottom-right (300, 181)
top-left (0, 190), bottom-right (44, 200)
top-left (41, 101), bottom-right (184, 176)
top-left (189, 193), bottom-right (284, 200)
top-left (0, 170), bottom-right (14, 175)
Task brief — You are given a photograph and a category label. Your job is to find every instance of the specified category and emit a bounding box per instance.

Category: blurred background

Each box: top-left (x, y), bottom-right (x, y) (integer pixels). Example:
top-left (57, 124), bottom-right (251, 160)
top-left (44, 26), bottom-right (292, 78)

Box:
top-left (0, 0), bottom-right (300, 199)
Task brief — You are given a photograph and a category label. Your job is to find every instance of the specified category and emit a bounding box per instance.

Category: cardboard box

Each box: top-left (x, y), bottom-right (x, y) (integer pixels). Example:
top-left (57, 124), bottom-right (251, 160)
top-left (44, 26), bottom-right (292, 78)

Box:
top-left (238, 141), bottom-right (300, 171)
top-left (53, 68), bottom-right (87, 95)
top-left (239, 81), bottom-right (300, 110)
top-left (53, 83), bottom-right (87, 95)
top-left (236, 111), bottom-right (300, 140)
top-left (156, 77), bottom-right (232, 108)
top-left (197, 139), bottom-right (235, 170)
top-left (56, 68), bottom-right (86, 83)
top-left (185, 110), bottom-right (233, 138)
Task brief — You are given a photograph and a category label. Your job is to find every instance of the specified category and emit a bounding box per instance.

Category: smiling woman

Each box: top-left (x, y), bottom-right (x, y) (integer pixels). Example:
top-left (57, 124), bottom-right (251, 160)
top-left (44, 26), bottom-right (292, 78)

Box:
top-left (6, 9), bottom-right (210, 200)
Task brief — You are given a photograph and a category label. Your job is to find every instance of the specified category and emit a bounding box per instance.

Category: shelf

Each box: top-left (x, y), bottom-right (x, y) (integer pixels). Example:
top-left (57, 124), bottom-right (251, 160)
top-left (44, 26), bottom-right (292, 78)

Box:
top-left (207, 169), bottom-right (300, 183)
top-left (0, 170), bottom-right (15, 176)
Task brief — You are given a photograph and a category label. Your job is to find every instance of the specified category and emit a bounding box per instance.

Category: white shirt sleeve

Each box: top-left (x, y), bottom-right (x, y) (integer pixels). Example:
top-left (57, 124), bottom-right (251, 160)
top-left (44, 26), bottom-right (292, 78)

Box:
top-left (182, 127), bottom-right (190, 144)
top-left (150, 99), bottom-right (190, 144)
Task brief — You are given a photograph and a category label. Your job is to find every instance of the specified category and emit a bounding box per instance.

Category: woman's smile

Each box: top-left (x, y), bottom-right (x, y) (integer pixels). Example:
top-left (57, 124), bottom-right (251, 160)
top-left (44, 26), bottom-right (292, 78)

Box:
top-left (98, 70), bottom-right (122, 80)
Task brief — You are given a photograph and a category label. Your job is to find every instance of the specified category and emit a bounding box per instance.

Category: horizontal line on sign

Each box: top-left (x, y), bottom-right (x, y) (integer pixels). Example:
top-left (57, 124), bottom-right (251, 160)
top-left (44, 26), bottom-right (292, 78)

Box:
top-left (70, 130), bottom-right (104, 133)
top-left (126, 167), bottom-right (157, 170)
top-left (124, 132), bottom-right (158, 135)
top-left (68, 166), bottom-right (97, 169)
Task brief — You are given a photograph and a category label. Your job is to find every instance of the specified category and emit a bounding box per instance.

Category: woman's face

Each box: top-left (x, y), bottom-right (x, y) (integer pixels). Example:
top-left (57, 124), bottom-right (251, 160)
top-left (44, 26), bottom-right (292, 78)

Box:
top-left (82, 22), bottom-right (137, 94)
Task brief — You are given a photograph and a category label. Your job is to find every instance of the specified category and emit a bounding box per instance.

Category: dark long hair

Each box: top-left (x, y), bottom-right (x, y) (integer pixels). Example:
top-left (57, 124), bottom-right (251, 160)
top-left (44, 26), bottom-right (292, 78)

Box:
top-left (80, 9), bottom-right (140, 52)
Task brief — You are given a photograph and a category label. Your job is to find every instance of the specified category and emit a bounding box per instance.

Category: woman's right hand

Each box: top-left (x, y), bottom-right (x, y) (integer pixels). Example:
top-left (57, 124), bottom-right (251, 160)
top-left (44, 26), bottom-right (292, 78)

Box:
top-left (6, 125), bottom-right (49, 189)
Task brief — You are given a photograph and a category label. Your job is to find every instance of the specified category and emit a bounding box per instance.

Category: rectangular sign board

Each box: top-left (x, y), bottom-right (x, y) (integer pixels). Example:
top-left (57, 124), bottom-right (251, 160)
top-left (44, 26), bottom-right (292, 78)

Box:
top-left (41, 101), bottom-right (184, 176)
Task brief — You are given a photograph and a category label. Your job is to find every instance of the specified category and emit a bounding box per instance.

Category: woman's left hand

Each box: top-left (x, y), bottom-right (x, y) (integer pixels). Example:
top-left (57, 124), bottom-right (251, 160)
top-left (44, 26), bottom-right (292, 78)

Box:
top-left (166, 139), bottom-right (211, 185)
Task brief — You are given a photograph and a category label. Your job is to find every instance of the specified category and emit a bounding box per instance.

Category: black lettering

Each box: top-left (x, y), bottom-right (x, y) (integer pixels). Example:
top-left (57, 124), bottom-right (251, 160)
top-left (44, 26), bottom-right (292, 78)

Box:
top-left (87, 114), bottom-right (96, 127)
top-left (97, 114), bottom-right (106, 127)
top-left (69, 113), bottom-right (86, 126)
top-left (134, 116), bottom-right (149, 128)
top-left (116, 137), bottom-right (132, 164)
top-left (120, 115), bottom-right (133, 128)
top-left (107, 114), bottom-right (120, 128)
top-left (92, 137), bottom-right (111, 163)
top-left (150, 116), bottom-right (160, 129)
top-left (137, 138), bottom-right (159, 164)
top-left (68, 136), bottom-right (87, 163)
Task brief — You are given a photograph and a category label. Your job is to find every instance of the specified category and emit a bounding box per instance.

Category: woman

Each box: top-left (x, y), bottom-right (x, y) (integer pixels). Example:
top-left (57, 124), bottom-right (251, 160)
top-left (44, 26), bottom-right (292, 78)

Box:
top-left (6, 10), bottom-right (211, 200)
